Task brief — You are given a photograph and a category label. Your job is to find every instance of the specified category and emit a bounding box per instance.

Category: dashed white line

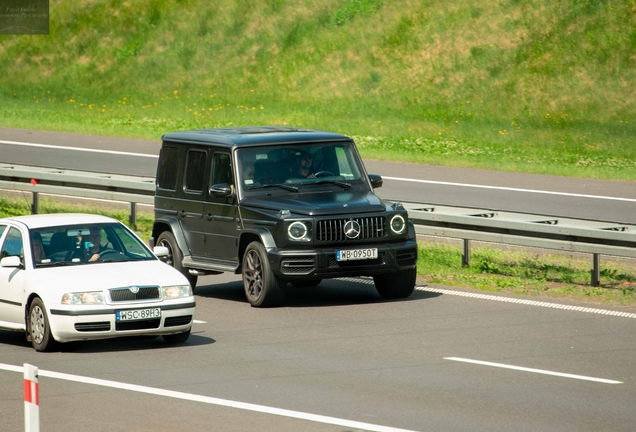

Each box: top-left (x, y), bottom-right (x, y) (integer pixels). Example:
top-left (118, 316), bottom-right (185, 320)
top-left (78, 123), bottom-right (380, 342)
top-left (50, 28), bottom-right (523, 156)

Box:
top-left (416, 286), bottom-right (636, 319)
top-left (0, 363), bottom-right (416, 432)
top-left (445, 357), bottom-right (622, 384)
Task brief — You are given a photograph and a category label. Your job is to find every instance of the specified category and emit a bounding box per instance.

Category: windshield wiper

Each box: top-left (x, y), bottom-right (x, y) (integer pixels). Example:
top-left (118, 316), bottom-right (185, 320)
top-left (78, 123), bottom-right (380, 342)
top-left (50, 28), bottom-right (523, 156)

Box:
top-left (312, 180), bottom-right (352, 189)
top-left (247, 183), bottom-right (299, 192)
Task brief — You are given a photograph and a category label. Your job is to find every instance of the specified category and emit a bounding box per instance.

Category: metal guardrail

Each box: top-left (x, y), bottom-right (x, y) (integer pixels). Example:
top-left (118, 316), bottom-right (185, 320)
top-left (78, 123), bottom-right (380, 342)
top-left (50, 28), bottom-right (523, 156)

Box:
top-left (1, 163), bottom-right (635, 286)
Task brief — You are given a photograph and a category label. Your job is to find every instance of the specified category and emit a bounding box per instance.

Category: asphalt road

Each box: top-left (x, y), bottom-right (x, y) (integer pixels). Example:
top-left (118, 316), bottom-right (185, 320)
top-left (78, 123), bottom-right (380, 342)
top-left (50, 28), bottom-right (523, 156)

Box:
top-left (2, 274), bottom-right (636, 432)
top-left (1, 127), bottom-right (636, 223)
top-left (1, 128), bottom-right (636, 431)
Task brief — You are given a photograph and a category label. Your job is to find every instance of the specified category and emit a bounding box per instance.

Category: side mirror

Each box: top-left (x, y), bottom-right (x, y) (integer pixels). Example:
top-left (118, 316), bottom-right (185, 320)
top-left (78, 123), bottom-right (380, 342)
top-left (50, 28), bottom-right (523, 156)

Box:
top-left (153, 246), bottom-right (169, 258)
top-left (209, 183), bottom-right (233, 197)
top-left (368, 174), bottom-right (383, 189)
top-left (1, 256), bottom-right (22, 268)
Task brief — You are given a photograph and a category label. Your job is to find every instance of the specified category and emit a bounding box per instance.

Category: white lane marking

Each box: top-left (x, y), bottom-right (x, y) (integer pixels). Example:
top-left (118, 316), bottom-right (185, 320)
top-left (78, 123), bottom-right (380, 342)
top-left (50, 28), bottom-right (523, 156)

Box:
top-left (3, 140), bottom-right (630, 203)
top-left (445, 357), bottom-right (623, 384)
top-left (384, 176), bottom-right (636, 203)
top-left (0, 140), bottom-right (157, 158)
top-left (193, 320), bottom-right (206, 324)
top-left (0, 363), bottom-right (417, 432)
top-left (416, 286), bottom-right (636, 319)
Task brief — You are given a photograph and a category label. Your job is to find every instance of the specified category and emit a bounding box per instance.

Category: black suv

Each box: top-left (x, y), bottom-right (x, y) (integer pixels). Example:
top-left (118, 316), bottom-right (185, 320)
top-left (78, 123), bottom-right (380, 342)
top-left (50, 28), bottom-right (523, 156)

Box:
top-left (150, 126), bottom-right (418, 307)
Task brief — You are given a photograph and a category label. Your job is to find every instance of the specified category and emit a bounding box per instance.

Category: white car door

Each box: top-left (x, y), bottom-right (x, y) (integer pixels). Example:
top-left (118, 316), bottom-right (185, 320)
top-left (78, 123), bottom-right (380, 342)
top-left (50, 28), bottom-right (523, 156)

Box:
top-left (0, 226), bottom-right (27, 330)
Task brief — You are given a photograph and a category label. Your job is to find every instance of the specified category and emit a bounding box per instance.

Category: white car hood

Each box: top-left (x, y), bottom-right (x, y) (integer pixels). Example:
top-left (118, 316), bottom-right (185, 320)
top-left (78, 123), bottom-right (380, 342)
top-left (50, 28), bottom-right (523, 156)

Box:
top-left (32, 260), bottom-right (190, 291)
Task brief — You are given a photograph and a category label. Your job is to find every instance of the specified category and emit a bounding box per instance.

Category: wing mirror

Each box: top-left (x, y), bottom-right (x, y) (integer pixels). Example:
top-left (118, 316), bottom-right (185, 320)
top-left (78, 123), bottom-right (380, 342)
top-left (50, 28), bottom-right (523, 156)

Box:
top-left (209, 183), bottom-right (233, 197)
top-left (153, 246), bottom-right (169, 258)
top-left (368, 174), bottom-right (383, 189)
top-left (1, 256), bottom-right (22, 268)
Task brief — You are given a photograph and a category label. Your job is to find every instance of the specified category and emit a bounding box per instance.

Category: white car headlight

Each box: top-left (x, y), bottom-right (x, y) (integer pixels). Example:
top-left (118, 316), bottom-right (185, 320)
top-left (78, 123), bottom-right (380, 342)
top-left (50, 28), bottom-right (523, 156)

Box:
top-left (390, 215), bottom-right (406, 234)
top-left (61, 292), bottom-right (105, 305)
top-left (288, 221), bottom-right (311, 241)
top-left (163, 284), bottom-right (192, 299)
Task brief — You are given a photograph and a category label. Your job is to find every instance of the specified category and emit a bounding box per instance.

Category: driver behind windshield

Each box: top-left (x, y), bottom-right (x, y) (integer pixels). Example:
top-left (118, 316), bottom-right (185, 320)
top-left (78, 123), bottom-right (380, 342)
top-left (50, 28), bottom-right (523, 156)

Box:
top-left (87, 228), bottom-right (109, 262)
top-left (292, 150), bottom-right (315, 179)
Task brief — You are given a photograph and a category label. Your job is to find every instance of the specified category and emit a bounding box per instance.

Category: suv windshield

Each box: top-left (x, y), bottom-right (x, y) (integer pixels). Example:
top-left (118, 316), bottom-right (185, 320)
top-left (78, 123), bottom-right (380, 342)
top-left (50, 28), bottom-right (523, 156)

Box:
top-left (31, 222), bottom-right (155, 267)
top-left (237, 141), bottom-right (365, 193)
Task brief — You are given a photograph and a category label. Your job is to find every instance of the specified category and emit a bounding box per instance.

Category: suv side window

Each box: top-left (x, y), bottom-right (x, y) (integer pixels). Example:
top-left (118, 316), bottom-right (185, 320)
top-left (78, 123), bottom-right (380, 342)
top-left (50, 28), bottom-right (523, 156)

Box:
top-left (211, 153), bottom-right (232, 186)
top-left (157, 145), bottom-right (182, 191)
top-left (184, 149), bottom-right (207, 193)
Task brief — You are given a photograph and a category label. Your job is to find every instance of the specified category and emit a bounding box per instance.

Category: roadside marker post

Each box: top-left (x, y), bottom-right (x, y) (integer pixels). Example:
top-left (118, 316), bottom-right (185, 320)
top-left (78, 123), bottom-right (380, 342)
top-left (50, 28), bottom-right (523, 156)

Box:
top-left (24, 363), bottom-right (39, 432)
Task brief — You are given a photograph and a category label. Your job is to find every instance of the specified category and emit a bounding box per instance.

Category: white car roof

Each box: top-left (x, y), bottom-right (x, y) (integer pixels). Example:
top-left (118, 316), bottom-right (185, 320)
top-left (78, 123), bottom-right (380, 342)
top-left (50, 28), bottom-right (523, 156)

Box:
top-left (0, 213), bottom-right (117, 229)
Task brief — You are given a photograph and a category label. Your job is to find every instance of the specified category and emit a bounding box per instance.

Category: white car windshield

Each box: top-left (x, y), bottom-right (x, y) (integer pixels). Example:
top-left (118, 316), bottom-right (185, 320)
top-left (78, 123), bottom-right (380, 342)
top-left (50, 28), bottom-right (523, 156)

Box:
top-left (30, 222), bottom-right (154, 267)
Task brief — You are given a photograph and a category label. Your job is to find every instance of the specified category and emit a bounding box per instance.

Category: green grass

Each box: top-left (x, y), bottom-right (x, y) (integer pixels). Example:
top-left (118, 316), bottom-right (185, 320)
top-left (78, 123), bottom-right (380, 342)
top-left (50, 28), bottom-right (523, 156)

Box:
top-left (418, 241), bottom-right (636, 308)
top-left (1, 0), bottom-right (635, 180)
top-left (0, 195), bottom-right (153, 241)
top-left (2, 195), bottom-right (635, 307)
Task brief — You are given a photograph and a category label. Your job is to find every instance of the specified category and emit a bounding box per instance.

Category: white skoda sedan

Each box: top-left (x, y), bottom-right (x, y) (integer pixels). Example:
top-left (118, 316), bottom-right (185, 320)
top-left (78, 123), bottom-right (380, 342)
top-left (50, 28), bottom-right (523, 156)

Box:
top-left (0, 214), bottom-right (195, 351)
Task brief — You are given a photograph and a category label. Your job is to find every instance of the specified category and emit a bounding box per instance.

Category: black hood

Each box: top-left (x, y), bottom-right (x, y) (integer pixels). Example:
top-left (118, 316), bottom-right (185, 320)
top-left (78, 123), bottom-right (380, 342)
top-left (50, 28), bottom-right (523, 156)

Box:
top-left (241, 190), bottom-right (386, 216)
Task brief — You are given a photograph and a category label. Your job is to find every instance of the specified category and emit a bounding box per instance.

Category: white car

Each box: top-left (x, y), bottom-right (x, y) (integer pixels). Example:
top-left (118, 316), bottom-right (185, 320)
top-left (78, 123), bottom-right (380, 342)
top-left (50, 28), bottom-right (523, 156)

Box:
top-left (0, 213), bottom-right (195, 351)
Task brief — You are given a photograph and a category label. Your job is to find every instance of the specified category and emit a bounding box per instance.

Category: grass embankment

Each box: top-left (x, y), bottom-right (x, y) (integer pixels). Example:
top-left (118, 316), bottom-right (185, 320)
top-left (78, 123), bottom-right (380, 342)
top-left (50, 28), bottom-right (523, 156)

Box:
top-left (3, 195), bottom-right (635, 308)
top-left (1, 0), bottom-right (635, 180)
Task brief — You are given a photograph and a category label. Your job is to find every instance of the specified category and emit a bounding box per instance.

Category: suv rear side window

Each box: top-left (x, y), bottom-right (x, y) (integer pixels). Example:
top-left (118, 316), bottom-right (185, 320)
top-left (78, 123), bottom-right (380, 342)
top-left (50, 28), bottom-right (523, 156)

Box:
top-left (184, 149), bottom-right (207, 192)
top-left (157, 145), bottom-right (182, 191)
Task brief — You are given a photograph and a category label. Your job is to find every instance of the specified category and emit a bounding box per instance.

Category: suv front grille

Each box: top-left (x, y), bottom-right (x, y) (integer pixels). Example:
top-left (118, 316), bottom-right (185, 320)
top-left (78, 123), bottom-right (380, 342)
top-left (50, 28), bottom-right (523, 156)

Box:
top-left (316, 217), bottom-right (386, 242)
top-left (109, 286), bottom-right (161, 302)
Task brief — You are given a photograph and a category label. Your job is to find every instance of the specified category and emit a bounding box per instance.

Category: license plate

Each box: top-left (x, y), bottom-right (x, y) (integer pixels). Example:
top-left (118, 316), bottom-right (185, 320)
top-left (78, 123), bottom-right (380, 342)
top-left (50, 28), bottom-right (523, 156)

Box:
top-left (336, 248), bottom-right (378, 261)
top-left (116, 308), bottom-right (161, 321)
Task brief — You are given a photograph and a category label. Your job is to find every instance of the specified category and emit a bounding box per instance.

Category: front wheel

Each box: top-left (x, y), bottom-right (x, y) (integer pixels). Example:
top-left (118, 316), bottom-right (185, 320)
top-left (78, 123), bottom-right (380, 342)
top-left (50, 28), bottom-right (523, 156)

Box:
top-left (29, 298), bottom-right (56, 352)
top-left (373, 268), bottom-right (416, 299)
top-left (242, 241), bottom-right (285, 307)
top-left (156, 231), bottom-right (198, 290)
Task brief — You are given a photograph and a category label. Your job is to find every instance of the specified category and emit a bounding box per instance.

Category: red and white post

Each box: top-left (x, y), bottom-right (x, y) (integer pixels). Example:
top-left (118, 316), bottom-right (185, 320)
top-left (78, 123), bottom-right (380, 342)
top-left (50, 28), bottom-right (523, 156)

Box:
top-left (24, 363), bottom-right (39, 432)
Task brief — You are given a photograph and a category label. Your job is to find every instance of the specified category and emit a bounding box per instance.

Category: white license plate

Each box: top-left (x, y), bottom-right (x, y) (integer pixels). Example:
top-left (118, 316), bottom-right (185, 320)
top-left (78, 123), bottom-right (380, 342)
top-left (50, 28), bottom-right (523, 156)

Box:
top-left (116, 308), bottom-right (161, 321)
top-left (336, 248), bottom-right (378, 261)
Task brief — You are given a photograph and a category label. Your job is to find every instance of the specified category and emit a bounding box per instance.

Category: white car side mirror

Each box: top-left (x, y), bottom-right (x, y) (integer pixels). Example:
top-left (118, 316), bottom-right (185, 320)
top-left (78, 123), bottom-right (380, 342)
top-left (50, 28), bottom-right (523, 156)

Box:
top-left (153, 246), bottom-right (169, 258)
top-left (0, 256), bottom-right (22, 268)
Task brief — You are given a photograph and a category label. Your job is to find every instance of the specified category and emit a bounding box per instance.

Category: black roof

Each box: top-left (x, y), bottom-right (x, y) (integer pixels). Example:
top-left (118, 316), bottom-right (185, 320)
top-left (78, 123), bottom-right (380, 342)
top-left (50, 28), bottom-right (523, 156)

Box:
top-left (161, 126), bottom-right (352, 148)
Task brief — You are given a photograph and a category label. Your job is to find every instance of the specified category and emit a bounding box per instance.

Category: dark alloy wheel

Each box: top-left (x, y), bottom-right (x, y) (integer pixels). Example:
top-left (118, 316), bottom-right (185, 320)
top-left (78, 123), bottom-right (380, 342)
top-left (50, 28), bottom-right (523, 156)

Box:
top-left (156, 231), bottom-right (198, 289)
top-left (373, 268), bottom-right (416, 299)
top-left (242, 241), bottom-right (285, 307)
top-left (29, 298), bottom-right (56, 352)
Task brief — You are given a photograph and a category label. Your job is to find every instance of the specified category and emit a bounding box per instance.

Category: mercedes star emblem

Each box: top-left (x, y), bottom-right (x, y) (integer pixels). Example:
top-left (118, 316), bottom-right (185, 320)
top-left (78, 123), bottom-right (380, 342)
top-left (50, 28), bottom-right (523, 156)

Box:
top-left (343, 220), bottom-right (361, 239)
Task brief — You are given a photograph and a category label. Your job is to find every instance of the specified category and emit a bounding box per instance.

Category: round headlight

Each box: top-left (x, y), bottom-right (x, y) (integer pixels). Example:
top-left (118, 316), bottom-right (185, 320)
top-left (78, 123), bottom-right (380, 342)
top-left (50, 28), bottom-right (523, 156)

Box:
top-left (288, 221), bottom-right (308, 240)
top-left (390, 215), bottom-right (406, 234)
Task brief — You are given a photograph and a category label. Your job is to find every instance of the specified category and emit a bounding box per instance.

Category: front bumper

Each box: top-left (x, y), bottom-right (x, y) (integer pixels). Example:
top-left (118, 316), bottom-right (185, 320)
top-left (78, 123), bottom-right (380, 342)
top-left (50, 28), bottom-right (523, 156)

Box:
top-left (48, 301), bottom-right (196, 343)
top-left (268, 239), bottom-right (418, 281)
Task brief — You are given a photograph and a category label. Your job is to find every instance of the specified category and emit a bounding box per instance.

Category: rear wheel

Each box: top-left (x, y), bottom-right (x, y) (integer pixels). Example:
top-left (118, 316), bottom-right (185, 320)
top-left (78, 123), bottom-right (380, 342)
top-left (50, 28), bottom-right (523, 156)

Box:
top-left (28, 298), bottom-right (56, 352)
top-left (242, 241), bottom-right (285, 307)
top-left (373, 268), bottom-right (416, 299)
top-left (156, 231), bottom-right (198, 290)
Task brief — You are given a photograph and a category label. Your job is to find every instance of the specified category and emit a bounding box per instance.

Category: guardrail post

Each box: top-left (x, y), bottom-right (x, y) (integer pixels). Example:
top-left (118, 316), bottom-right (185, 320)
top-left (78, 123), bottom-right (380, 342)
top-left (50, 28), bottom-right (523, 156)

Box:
top-left (462, 239), bottom-right (471, 267)
top-left (591, 254), bottom-right (601, 287)
top-left (129, 202), bottom-right (137, 230)
top-left (24, 363), bottom-right (39, 432)
top-left (31, 192), bottom-right (39, 215)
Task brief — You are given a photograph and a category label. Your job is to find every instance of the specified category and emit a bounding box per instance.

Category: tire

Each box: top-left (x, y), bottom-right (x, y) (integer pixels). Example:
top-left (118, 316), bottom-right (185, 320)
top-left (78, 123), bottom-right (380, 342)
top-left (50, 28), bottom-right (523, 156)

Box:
top-left (28, 298), bottom-right (56, 352)
top-left (156, 231), bottom-right (198, 289)
top-left (373, 268), bottom-right (416, 299)
top-left (163, 328), bottom-right (191, 344)
top-left (242, 241), bottom-right (285, 307)
top-left (290, 279), bottom-right (322, 288)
